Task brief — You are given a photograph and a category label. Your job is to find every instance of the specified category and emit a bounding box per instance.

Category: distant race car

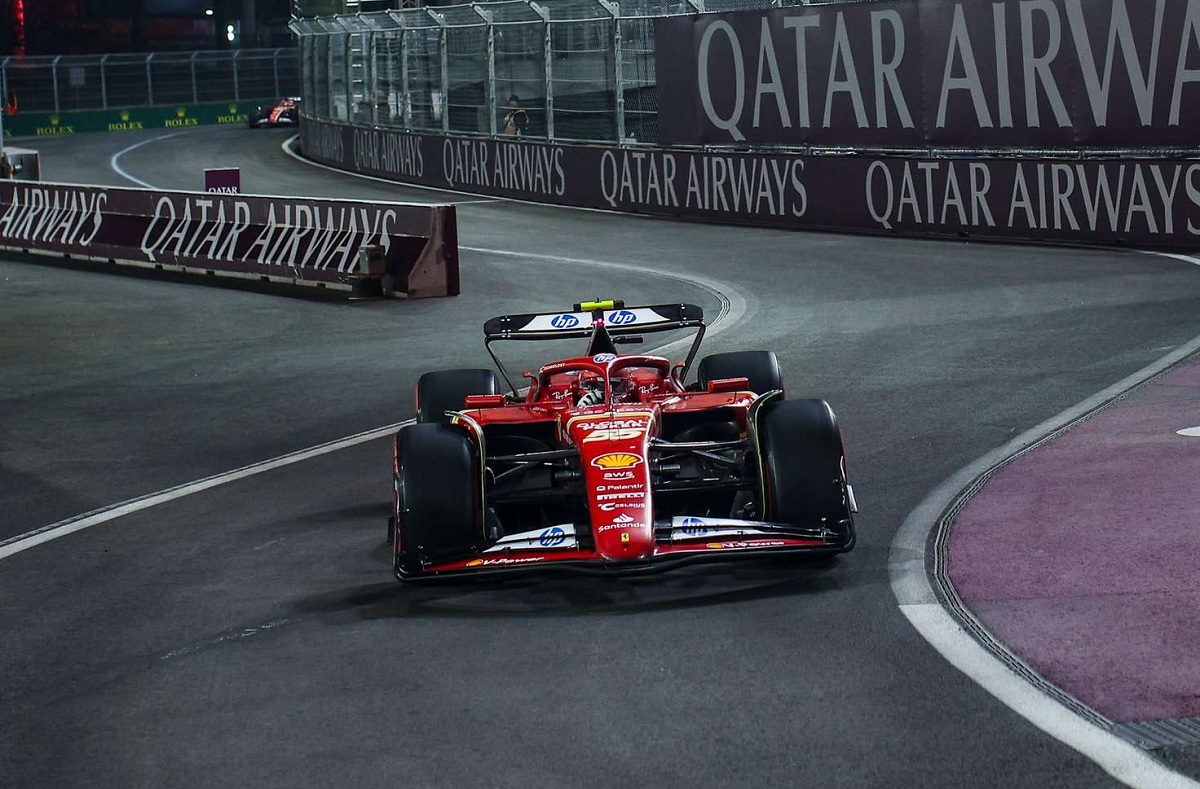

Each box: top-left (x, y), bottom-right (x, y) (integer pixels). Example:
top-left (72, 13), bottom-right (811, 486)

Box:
top-left (388, 300), bottom-right (857, 580)
top-left (247, 97), bottom-right (300, 128)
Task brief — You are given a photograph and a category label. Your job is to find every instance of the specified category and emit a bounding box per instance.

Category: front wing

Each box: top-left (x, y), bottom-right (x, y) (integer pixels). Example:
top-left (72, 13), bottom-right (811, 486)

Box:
top-left (397, 517), bottom-right (853, 580)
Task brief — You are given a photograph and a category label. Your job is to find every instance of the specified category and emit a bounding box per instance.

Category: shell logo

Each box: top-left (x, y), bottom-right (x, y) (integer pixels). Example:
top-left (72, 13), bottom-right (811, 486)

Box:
top-left (591, 453), bottom-right (642, 470)
top-left (466, 559), bottom-right (483, 567)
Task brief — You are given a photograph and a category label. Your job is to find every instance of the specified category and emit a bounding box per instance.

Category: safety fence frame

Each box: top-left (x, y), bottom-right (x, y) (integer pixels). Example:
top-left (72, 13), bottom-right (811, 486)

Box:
top-left (0, 48), bottom-right (301, 114)
top-left (292, 0), bottom-right (687, 145)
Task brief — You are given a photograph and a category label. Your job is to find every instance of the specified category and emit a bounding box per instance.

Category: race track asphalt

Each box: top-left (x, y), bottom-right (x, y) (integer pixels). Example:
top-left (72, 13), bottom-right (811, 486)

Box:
top-left (3, 124), bottom-right (1200, 788)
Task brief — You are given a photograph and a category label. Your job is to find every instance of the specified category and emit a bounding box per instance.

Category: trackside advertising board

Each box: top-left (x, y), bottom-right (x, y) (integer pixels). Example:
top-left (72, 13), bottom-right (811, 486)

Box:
top-left (2, 101), bottom-right (273, 138)
top-left (654, 0), bottom-right (1200, 148)
top-left (300, 117), bottom-right (1200, 252)
top-left (0, 180), bottom-right (461, 297)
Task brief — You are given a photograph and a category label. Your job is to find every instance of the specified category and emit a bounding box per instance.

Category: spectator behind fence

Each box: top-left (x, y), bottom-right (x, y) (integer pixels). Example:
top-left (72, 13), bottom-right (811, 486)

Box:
top-left (503, 94), bottom-right (527, 137)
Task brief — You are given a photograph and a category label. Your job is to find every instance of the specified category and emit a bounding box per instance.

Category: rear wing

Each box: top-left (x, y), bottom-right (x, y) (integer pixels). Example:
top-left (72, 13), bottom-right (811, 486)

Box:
top-left (484, 302), bottom-right (705, 340)
top-left (483, 301), bottom-right (708, 396)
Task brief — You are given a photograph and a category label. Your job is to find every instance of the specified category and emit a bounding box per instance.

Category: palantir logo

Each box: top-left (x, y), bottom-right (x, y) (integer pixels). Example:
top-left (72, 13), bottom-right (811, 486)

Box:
top-left (539, 526), bottom-right (566, 547)
top-left (608, 310), bottom-right (637, 325)
top-left (551, 314), bottom-right (580, 329)
top-left (681, 517), bottom-right (708, 536)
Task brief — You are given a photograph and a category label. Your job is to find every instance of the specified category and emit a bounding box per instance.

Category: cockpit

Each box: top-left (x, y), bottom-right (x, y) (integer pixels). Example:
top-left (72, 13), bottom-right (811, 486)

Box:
top-left (534, 355), bottom-right (679, 408)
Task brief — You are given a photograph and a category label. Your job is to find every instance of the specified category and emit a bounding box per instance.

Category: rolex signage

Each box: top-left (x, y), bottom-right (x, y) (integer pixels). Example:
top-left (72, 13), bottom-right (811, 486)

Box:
top-left (218, 104), bottom-right (249, 124)
top-left (164, 107), bottom-right (199, 128)
top-left (108, 110), bottom-right (145, 132)
top-left (4, 100), bottom-right (278, 138)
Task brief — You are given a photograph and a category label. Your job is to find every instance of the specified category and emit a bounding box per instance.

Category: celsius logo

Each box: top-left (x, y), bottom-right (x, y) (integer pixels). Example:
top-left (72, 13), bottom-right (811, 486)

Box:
top-left (551, 314), bottom-right (580, 329)
top-left (539, 526), bottom-right (566, 547)
top-left (681, 517), bottom-right (708, 536)
top-left (608, 310), bottom-right (637, 325)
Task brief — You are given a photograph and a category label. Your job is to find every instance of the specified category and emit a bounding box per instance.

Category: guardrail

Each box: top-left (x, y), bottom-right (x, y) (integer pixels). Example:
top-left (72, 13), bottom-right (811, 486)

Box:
top-left (0, 180), bottom-right (460, 298)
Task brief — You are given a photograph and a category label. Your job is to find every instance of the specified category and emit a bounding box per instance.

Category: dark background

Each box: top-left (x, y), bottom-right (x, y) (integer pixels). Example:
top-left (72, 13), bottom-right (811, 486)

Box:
top-left (0, 0), bottom-right (292, 55)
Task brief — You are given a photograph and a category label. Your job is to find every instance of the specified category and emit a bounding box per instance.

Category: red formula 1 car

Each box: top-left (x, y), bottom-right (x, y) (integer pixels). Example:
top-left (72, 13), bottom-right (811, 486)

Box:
top-left (247, 97), bottom-right (300, 128)
top-left (388, 300), bottom-right (857, 580)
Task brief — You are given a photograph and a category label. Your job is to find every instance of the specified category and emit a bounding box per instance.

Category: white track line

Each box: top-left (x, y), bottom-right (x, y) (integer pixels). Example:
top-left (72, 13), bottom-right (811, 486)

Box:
top-left (6, 147), bottom-right (751, 560)
top-left (0, 422), bottom-right (409, 561)
top-left (109, 131), bottom-right (198, 188)
top-left (1138, 250), bottom-right (1200, 267)
top-left (891, 327), bottom-right (1200, 789)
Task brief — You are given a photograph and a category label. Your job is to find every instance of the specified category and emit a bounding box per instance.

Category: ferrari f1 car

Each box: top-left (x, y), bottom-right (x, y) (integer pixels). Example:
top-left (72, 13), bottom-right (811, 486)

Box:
top-left (388, 300), bottom-right (857, 580)
top-left (247, 97), bottom-right (300, 128)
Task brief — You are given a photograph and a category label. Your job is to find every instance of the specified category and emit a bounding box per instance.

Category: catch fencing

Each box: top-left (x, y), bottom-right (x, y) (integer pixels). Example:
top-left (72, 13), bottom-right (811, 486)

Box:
top-left (291, 0), bottom-right (1200, 157)
top-left (290, 0), bottom-right (714, 146)
top-left (1, 49), bottom-right (301, 114)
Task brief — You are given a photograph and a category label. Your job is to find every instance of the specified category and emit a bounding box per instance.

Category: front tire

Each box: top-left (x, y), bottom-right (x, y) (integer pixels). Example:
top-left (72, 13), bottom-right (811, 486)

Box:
top-left (697, 350), bottom-right (783, 395)
top-left (415, 368), bottom-right (501, 423)
top-left (757, 399), bottom-right (854, 551)
top-left (393, 423), bottom-right (482, 577)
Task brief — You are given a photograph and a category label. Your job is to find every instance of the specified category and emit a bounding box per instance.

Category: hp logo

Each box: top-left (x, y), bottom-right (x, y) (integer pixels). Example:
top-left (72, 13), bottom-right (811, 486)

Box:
top-left (551, 314), bottom-right (580, 329)
top-left (608, 310), bottom-right (637, 325)
top-left (539, 526), bottom-right (567, 547)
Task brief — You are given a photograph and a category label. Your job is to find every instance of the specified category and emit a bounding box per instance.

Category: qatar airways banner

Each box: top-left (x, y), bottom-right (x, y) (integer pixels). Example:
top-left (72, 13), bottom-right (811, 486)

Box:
top-left (302, 118), bottom-right (1200, 250)
top-left (655, 0), bottom-right (1200, 147)
top-left (0, 181), bottom-right (460, 297)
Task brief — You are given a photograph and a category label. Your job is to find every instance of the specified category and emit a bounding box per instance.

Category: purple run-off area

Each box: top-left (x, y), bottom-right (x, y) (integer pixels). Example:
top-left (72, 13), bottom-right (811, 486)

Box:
top-left (948, 357), bottom-right (1200, 724)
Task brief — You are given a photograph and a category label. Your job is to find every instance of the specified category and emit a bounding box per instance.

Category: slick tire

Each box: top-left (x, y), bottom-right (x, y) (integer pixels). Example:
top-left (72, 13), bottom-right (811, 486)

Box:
top-left (415, 369), bottom-right (501, 423)
top-left (697, 351), bottom-right (784, 396)
top-left (393, 423), bottom-right (481, 577)
top-left (757, 399), bottom-right (855, 551)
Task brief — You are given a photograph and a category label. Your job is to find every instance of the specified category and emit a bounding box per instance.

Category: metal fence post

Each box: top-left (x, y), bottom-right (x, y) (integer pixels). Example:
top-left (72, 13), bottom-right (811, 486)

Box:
top-left (598, 0), bottom-right (624, 143)
top-left (190, 52), bottom-right (199, 103)
top-left (344, 29), bottom-right (353, 121)
top-left (387, 10), bottom-right (411, 129)
top-left (234, 50), bottom-right (243, 101)
top-left (476, 7), bottom-right (496, 136)
top-left (100, 55), bottom-right (109, 108)
top-left (425, 9), bottom-right (449, 134)
top-left (273, 48), bottom-right (282, 97)
top-left (531, 1), bottom-right (553, 140)
top-left (52, 55), bottom-right (62, 113)
top-left (146, 53), bottom-right (155, 106)
top-left (325, 31), bottom-right (333, 118)
top-left (365, 31), bottom-right (376, 125)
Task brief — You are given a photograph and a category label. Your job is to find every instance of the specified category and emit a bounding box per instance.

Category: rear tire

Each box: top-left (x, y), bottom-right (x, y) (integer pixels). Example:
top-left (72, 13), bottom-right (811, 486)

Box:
top-left (416, 369), bottom-right (501, 423)
top-left (393, 423), bottom-right (481, 577)
top-left (757, 399), bottom-right (854, 551)
top-left (697, 350), bottom-right (783, 396)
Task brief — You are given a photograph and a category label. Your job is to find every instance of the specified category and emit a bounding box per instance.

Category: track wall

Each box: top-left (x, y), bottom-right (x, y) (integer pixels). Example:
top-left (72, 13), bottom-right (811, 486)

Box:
top-left (300, 117), bottom-right (1200, 251)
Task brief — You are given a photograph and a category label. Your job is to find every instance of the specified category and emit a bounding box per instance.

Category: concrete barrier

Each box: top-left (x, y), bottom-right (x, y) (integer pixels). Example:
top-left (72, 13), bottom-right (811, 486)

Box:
top-left (0, 180), bottom-right (460, 297)
top-left (300, 116), bottom-right (1200, 253)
